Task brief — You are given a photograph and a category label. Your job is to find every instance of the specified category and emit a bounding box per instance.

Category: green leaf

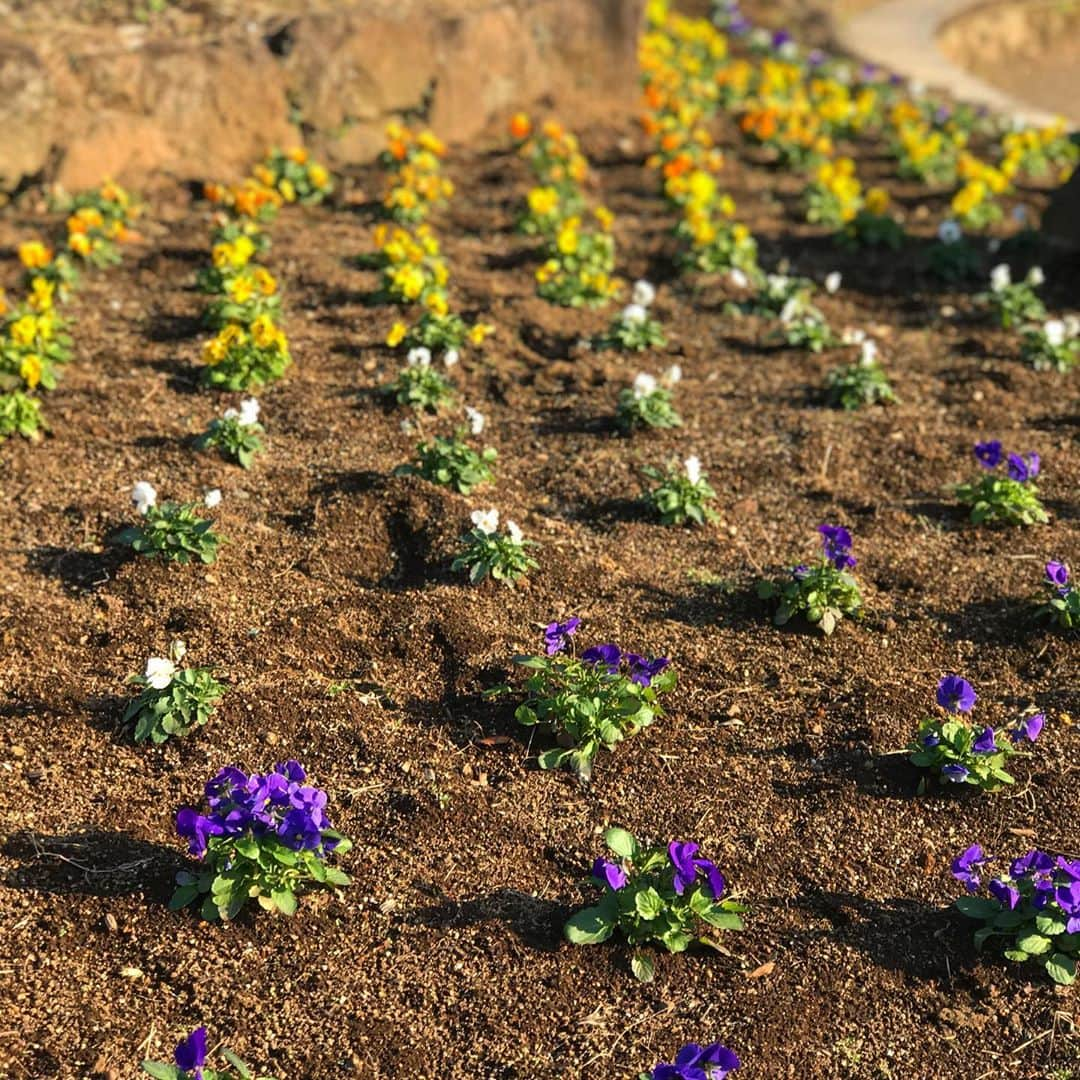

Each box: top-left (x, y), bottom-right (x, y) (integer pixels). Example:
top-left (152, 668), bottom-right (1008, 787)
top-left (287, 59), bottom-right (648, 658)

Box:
top-left (222, 1049), bottom-right (254, 1079)
top-left (271, 889), bottom-right (298, 916)
top-left (141, 1063), bottom-right (182, 1080)
top-left (1016, 932), bottom-right (1052, 955)
top-left (954, 896), bottom-right (1001, 920)
top-left (537, 748), bottom-right (567, 771)
top-left (1035, 913), bottom-right (1068, 936)
top-left (1046, 953), bottom-right (1077, 985)
top-left (697, 907), bottom-right (744, 931)
top-left (604, 827), bottom-right (638, 861)
top-left (1003, 949), bottom-right (1030, 963)
top-left (564, 905), bottom-right (615, 945)
top-left (168, 883), bottom-right (201, 910)
top-left (631, 953), bottom-right (655, 983)
top-left (634, 887), bottom-right (664, 920)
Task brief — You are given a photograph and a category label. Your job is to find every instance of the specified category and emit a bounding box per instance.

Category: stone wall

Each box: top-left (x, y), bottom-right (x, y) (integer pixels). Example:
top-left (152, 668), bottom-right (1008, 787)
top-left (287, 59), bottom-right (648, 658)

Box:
top-left (0, 0), bottom-right (644, 191)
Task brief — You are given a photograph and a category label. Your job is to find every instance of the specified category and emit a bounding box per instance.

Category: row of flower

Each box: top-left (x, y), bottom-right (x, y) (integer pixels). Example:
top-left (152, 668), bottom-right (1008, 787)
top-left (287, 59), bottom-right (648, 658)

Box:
top-left (0, 181), bottom-right (140, 440)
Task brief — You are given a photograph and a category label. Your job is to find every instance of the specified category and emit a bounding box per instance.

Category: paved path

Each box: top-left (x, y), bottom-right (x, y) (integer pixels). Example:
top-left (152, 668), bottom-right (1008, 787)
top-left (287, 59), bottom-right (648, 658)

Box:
top-left (834, 0), bottom-right (1060, 126)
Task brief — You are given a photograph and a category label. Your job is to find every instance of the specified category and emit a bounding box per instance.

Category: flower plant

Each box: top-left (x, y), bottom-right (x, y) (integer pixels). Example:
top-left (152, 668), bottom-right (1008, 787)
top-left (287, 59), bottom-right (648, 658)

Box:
top-left (823, 340), bottom-right (895, 410)
top-left (1021, 317), bottom-right (1080, 373)
top-left (385, 348), bottom-right (456, 413)
top-left (907, 675), bottom-right (1043, 792)
top-left (1035, 560), bottom-right (1078, 629)
top-left (117, 483), bottom-right (224, 565)
top-left (203, 266), bottom-right (281, 330)
top-left (757, 524), bottom-right (863, 634)
top-left (201, 317), bottom-right (291, 391)
top-left (594, 281), bottom-right (666, 351)
top-left (617, 367), bottom-right (683, 433)
top-left (535, 212), bottom-right (620, 308)
top-left (171, 760), bottom-right (351, 921)
top-left (196, 398), bottom-right (264, 469)
top-left (641, 1042), bottom-right (741, 1080)
top-left (504, 620), bottom-right (675, 779)
top-left (926, 220), bottom-right (980, 282)
top-left (564, 828), bottom-right (744, 981)
top-left (837, 188), bottom-right (905, 250)
top-left (0, 390), bottom-right (44, 441)
top-left (954, 440), bottom-right (1048, 526)
top-left (951, 844), bottom-right (1079, 986)
top-left (123, 640), bottom-right (225, 745)
top-left (255, 145), bottom-right (333, 205)
top-left (451, 509), bottom-right (537, 586)
top-left (395, 427), bottom-right (497, 494)
top-left (643, 456), bottom-right (717, 526)
top-left (979, 264), bottom-right (1046, 329)
top-left (142, 1026), bottom-right (278, 1080)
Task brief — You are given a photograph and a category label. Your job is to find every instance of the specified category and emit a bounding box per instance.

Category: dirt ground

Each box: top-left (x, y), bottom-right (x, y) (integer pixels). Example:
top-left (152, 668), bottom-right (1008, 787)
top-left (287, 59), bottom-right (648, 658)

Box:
top-left (1, 89), bottom-right (1079, 1080)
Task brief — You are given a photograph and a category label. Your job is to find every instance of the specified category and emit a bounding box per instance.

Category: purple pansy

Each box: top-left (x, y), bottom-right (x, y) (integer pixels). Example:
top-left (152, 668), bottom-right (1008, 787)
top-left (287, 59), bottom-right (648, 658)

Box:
top-left (651, 1042), bottom-right (741, 1080)
top-left (936, 674), bottom-right (976, 714)
top-left (818, 523), bottom-right (856, 570)
top-left (174, 1027), bottom-right (207, 1080)
top-left (626, 654), bottom-right (670, 687)
top-left (973, 440), bottom-right (1002, 469)
top-left (1010, 713), bottom-right (1044, 744)
top-left (951, 844), bottom-right (987, 890)
top-left (668, 841), bottom-right (726, 900)
top-left (942, 763), bottom-right (969, 783)
top-left (988, 878), bottom-right (1020, 910)
top-left (1045, 561), bottom-right (1069, 589)
top-left (544, 617), bottom-right (581, 656)
top-left (1007, 451), bottom-right (1039, 483)
top-left (592, 857), bottom-right (628, 891)
top-left (972, 726), bottom-right (997, 754)
top-left (582, 643), bottom-right (621, 673)
top-left (922, 732), bottom-right (941, 748)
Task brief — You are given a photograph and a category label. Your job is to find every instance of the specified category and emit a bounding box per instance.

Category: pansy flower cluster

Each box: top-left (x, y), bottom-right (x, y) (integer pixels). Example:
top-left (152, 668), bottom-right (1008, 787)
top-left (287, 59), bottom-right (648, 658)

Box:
top-left (978, 263), bottom-right (1046, 329)
top-left (1021, 315), bottom-right (1080, 374)
top-left (1, 182), bottom-right (136, 441)
top-left (643, 455), bottom-right (718, 526)
top-left (451, 507), bottom-right (537, 587)
top-left (196, 397), bottom-right (266, 470)
top-left (617, 363), bottom-right (683, 433)
top-left (824, 335), bottom-right (895, 410)
top-left (171, 760), bottom-right (351, 921)
top-left (907, 675), bottom-right (1043, 792)
top-left (595, 279), bottom-right (668, 352)
top-left (395, 405), bottom-right (496, 495)
top-left (951, 845), bottom-right (1079, 985)
top-left (511, 115), bottom-right (621, 308)
top-left (758, 523), bottom-right (863, 635)
top-left (501, 620), bottom-right (675, 779)
top-left (199, 159), bottom-right (297, 390)
top-left (955, 439), bottom-right (1048, 526)
top-left (565, 827), bottom-right (744, 982)
top-left (253, 145), bottom-right (333, 205)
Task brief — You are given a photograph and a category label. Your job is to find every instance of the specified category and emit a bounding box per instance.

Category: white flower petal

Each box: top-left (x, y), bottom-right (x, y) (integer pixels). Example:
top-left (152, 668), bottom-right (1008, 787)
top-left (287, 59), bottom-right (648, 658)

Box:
top-left (144, 657), bottom-right (176, 690)
top-left (203, 489), bottom-right (222, 509)
top-left (131, 481), bottom-right (157, 515)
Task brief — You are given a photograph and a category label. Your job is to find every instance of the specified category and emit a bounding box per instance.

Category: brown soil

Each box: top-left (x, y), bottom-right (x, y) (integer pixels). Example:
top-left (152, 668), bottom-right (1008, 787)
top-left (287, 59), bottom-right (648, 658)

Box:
top-left (1, 108), bottom-right (1079, 1080)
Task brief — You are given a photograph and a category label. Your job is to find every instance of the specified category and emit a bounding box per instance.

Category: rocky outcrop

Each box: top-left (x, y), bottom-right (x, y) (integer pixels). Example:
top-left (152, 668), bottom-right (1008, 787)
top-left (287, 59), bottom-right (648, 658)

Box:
top-left (0, 0), bottom-right (644, 191)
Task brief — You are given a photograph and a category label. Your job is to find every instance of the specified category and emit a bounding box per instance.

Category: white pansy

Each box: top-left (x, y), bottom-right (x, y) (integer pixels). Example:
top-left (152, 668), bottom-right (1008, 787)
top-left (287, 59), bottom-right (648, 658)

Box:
top-left (1044, 319), bottom-right (1066, 348)
top-left (203, 488), bottom-right (222, 509)
top-left (1026, 266), bottom-right (1045, 287)
top-left (990, 263), bottom-right (1011, 293)
top-left (144, 656), bottom-right (176, 690)
top-left (131, 481), bottom-right (157, 515)
top-left (621, 303), bottom-right (648, 325)
top-left (779, 298), bottom-right (800, 324)
top-left (728, 268), bottom-right (749, 289)
top-left (937, 220), bottom-right (962, 245)
top-left (766, 273), bottom-right (788, 290)
top-left (909, 79), bottom-right (926, 96)
top-left (506, 520), bottom-right (523, 544)
top-left (1064, 315), bottom-right (1080, 337)
top-left (663, 364), bottom-right (682, 386)
top-left (632, 372), bottom-right (658, 399)
top-left (238, 397), bottom-right (260, 426)
top-left (464, 405), bottom-right (485, 435)
top-left (443, 348), bottom-right (460, 368)
top-left (406, 347), bottom-right (432, 367)
top-left (471, 508), bottom-right (499, 534)
top-left (859, 340), bottom-right (878, 365)
top-left (778, 40), bottom-right (798, 60)
top-left (824, 271), bottom-right (842, 294)
top-left (841, 327), bottom-right (866, 345)
top-left (631, 279), bottom-right (656, 307)
top-left (168, 639), bottom-right (187, 664)
top-left (684, 455), bottom-right (702, 484)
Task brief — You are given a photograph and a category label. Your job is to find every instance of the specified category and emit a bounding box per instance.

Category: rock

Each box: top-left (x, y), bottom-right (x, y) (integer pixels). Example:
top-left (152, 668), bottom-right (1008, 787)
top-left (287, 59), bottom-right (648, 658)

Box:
top-left (0, 0), bottom-right (645, 192)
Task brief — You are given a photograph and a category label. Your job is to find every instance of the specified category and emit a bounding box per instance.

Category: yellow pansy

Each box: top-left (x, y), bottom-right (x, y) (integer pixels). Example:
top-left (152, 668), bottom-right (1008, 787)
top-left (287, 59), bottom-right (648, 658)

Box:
top-left (250, 315), bottom-right (280, 349)
top-left (468, 323), bottom-right (494, 345)
top-left (10, 315), bottom-right (37, 347)
top-left (864, 187), bottom-right (890, 215)
top-left (18, 241), bottom-right (52, 269)
top-left (253, 268), bottom-right (277, 296)
top-left (424, 292), bottom-right (448, 317)
top-left (19, 354), bottom-right (42, 389)
top-left (386, 322), bottom-right (407, 348)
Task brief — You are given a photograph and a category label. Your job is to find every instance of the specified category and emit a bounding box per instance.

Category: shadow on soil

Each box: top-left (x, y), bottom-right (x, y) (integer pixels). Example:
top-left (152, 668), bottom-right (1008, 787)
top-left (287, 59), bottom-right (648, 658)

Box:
top-left (405, 887), bottom-right (568, 951)
top-left (2, 830), bottom-right (181, 901)
top-left (27, 543), bottom-right (131, 591)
